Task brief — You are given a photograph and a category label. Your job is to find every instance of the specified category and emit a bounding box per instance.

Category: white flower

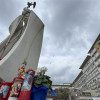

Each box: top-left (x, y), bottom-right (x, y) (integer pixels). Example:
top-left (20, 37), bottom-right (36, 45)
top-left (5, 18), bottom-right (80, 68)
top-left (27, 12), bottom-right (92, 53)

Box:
top-left (36, 67), bottom-right (48, 75)
top-left (36, 67), bottom-right (41, 75)
top-left (41, 67), bottom-right (48, 72)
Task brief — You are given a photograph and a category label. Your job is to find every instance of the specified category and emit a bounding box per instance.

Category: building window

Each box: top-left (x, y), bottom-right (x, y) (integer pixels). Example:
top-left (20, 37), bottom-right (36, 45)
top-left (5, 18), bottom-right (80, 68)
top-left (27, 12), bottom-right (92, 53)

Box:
top-left (92, 50), bottom-right (97, 57)
top-left (82, 92), bottom-right (91, 96)
top-left (98, 64), bottom-right (100, 68)
top-left (95, 55), bottom-right (100, 62)
top-left (98, 85), bottom-right (100, 88)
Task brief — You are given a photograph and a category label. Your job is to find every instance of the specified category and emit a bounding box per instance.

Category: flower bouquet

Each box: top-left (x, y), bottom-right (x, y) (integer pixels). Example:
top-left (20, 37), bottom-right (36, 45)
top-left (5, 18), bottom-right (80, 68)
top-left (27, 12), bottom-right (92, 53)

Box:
top-left (30, 67), bottom-right (55, 100)
top-left (18, 65), bottom-right (26, 79)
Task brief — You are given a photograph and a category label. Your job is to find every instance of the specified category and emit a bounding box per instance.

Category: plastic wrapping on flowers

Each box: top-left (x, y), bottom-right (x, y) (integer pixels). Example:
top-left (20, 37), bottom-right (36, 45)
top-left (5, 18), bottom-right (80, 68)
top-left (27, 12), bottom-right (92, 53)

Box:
top-left (34, 67), bottom-right (52, 88)
top-left (33, 67), bottom-right (56, 96)
top-left (17, 62), bottom-right (27, 79)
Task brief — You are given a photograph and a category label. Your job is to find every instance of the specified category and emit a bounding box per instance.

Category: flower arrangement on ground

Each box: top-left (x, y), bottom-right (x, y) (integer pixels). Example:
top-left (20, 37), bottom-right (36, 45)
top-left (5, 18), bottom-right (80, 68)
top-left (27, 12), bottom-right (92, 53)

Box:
top-left (30, 67), bottom-right (56, 100)
top-left (34, 67), bottom-right (52, 88)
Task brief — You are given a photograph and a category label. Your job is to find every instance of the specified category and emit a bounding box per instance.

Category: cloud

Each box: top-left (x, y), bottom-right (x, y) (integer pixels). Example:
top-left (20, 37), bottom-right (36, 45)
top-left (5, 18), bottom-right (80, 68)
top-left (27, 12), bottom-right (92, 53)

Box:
top-left (38, 0), bottom-right (100, 84)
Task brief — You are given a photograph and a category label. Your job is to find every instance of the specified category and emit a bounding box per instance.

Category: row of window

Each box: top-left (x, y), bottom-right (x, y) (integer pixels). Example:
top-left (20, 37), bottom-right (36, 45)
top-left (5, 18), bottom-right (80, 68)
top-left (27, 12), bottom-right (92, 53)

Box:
top-left (82, 48), bottom-right (97, 72)
top-left (87, 74), bottom-right (100, 89)
top-left (75, 67), bottom-right (100, 89)
top-left (74, 48), bottom-right (100, 89)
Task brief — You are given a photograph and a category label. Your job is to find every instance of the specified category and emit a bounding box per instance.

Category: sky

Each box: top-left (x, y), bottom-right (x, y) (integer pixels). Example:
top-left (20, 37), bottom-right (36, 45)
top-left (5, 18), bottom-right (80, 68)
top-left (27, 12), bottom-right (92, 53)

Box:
top-left (0, 0), bottom-right (100, 84)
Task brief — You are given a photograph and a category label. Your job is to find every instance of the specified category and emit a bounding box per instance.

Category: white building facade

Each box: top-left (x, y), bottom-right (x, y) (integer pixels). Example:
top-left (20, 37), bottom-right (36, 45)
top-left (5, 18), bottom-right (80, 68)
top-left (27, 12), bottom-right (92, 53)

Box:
top-left (72, 34), bottom-right (100, 96)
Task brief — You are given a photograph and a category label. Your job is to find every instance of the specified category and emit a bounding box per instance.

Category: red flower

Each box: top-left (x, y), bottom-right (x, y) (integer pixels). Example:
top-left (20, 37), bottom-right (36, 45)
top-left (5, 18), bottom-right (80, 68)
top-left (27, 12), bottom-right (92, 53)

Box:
top-left (22, 66), bottom-right (25, 69)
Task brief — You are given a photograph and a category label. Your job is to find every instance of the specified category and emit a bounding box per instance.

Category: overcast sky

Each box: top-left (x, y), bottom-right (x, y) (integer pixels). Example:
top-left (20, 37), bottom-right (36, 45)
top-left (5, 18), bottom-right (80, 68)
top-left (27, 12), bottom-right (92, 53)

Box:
top-left (0, 0), bottom-right (100, 84)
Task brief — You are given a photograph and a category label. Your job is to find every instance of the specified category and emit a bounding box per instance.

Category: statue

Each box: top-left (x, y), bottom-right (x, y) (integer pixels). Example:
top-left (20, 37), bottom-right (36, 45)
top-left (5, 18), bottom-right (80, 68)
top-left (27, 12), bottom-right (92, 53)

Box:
top-left (27, 2), bottom-right (36, 8)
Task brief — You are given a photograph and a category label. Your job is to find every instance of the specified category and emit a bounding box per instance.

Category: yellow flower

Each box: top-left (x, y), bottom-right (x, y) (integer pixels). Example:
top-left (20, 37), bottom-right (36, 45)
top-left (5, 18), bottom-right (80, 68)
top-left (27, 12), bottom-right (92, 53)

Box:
top-left (19, 69), bottom-right (23, 73)
top-left (12, 84), bottom-right (13, 87)
top-left (21, 74), bottom-right (25, 79)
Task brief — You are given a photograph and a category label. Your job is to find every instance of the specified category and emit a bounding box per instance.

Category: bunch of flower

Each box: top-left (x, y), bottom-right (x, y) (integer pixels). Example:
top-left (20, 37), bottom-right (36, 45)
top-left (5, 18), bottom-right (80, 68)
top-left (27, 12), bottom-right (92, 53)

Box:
top-left (36, 67), bottom-right (48, 76)
top-left (34, 67), bottom-right (56, 96)
top-left (18, 64), bottom-right (26, 79)
top-left (34, 67), bottom-right (52, 88)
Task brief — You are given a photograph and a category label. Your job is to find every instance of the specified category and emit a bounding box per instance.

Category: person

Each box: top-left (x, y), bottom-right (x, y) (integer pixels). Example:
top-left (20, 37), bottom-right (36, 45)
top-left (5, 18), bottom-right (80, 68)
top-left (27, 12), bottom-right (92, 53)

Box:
top-left (27, 2), bottom-right (32, 8)
top-left (22, 75), bottom-right (33, 90)
top-left (10, 86), bottom-right (18, 97)
top-left (17, 84), bottom-right (21, 92)
top-left (33, 2), bottom-right (36, 8)
top-left (0, 86), bottom-right (4, 98)
top-left (27, 2), bottom-right (36, 8)
top-left (27, 75), bottom-right (32, 85)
